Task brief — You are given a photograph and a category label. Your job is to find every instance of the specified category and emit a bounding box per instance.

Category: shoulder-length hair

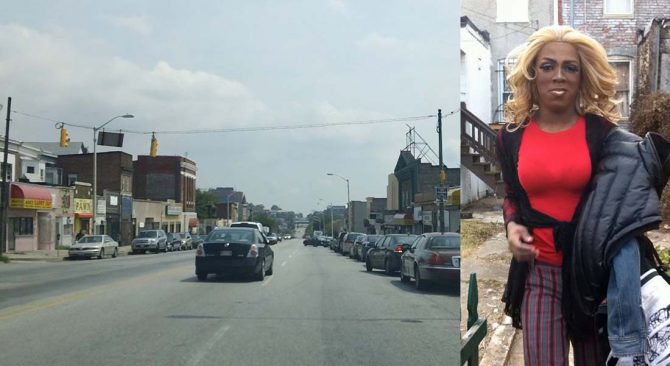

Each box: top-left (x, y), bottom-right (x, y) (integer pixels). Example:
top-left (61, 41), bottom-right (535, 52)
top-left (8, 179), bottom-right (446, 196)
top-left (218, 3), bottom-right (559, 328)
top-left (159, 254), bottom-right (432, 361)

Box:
top-left (504, 25), bottom-right (620, 129)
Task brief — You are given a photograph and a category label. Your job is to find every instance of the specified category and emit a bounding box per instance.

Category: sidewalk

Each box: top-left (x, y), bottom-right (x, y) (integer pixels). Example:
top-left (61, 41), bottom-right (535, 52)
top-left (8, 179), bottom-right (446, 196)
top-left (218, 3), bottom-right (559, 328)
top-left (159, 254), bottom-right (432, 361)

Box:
top-left (460, 196), bottom-right (520, 365)
top-left (2, 245), bottom-right (133, 263)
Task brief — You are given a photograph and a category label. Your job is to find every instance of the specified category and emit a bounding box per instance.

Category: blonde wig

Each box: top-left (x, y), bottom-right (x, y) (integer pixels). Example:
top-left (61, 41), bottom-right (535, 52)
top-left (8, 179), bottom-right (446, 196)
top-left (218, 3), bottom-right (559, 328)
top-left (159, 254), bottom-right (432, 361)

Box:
top-left (504, 25), bottom-right (620, 129)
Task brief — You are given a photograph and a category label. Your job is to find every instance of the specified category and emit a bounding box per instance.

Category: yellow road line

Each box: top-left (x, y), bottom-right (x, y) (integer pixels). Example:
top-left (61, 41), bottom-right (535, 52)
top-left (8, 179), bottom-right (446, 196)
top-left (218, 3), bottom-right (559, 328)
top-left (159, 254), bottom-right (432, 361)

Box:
top-left (0, 264), bottom-right (192, 322)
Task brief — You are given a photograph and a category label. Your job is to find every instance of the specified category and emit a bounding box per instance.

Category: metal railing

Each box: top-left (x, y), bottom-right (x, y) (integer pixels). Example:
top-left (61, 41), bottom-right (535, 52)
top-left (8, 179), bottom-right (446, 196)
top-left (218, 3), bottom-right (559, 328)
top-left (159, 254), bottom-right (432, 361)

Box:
top-left (461, 272), bottom-right (487, 366)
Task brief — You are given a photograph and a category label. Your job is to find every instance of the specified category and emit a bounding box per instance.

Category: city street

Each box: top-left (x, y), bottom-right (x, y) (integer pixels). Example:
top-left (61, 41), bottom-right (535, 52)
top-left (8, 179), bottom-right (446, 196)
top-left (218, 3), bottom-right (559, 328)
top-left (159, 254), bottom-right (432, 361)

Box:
top-left (0, 237), bottom-right (459, 366)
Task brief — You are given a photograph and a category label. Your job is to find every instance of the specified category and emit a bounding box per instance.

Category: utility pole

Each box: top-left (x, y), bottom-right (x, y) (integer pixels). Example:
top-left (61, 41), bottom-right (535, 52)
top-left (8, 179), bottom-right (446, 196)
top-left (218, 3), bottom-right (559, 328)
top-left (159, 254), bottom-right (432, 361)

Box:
top-left (438, 109), bottom-right (446, 233)
top-left (0, 97), bottom-right (11, 255)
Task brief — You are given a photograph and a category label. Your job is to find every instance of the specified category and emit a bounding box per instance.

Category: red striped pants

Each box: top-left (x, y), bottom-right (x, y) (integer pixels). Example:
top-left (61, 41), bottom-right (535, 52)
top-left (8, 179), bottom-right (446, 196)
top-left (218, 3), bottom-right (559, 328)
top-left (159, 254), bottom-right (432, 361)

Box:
top-left (521, 261), bottom-right (604, 366)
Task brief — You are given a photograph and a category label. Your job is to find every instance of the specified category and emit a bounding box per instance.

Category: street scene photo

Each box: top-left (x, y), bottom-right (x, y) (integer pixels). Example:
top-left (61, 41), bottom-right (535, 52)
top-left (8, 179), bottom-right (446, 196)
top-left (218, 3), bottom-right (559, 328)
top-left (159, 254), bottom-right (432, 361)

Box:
top-left (0, 2), bottom-right (461, 366)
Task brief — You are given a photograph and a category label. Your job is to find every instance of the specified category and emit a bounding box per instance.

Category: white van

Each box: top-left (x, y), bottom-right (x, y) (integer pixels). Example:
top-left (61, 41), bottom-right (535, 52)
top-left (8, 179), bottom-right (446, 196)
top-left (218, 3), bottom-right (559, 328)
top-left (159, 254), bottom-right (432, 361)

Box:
top-left (230, 221), bottom-right (264, 233)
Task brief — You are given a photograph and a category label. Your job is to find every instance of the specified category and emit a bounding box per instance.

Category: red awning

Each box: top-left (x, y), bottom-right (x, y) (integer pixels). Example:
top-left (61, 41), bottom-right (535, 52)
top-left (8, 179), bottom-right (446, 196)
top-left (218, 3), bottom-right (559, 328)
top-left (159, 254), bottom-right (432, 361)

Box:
top-left (75, 213), bottom-right (93, 219)
top-left (10, 183), bottom-right (53, 209)
top-left (189, 218), bottom-right (199, 227)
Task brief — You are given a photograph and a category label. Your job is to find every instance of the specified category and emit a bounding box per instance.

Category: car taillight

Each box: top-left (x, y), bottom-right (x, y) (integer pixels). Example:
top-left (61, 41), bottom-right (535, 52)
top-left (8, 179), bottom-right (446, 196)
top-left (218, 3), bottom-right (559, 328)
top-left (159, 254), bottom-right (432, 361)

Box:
top-left (429, 253), bottom-right (444, 265)
top-left (394, 245), bottom-right (404, 253)
top-left (196, 244), bottom-right (204, 257)
top-left (248, 244), bottom-right (258, 257)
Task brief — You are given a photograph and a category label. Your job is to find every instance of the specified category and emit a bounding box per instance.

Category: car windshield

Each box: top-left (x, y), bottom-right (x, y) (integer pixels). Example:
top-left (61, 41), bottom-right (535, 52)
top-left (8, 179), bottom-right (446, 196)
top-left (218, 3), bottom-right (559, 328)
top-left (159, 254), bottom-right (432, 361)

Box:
top-left (390, 235), bottom-right (419, 245)
top-left (138, 231), bottom-right (158, 238)
top-left (208, 230), bottom-right (254, 243)
top-left (366, 235), bottom-right (381, 243)
top-left (431, 236), bottom-right (460, 249)
top-left (77, 236), bottom-right (103, 243)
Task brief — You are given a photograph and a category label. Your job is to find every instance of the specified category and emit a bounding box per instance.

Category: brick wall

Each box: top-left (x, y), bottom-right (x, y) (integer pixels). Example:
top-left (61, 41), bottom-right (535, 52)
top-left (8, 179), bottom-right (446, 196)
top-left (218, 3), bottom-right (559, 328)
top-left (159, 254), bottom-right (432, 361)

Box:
top-left (57, 152), bottom-right (132, 196)
top-left (133, 155), bottom-right (197, 212)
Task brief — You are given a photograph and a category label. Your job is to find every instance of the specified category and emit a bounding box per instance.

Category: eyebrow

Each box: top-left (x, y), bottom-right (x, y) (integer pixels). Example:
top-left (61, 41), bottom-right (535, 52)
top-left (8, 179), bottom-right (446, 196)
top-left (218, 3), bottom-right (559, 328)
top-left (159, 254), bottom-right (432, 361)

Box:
top-left (538, 57), bottom-right (579, 64)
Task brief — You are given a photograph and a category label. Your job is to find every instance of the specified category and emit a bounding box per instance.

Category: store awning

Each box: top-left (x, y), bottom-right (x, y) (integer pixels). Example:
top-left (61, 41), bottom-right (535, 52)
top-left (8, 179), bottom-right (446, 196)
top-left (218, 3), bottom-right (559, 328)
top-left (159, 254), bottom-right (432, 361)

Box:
top-left (10, 183), bottom-right (53, 209)
top-left (75, 212), bottom-right (93, 219)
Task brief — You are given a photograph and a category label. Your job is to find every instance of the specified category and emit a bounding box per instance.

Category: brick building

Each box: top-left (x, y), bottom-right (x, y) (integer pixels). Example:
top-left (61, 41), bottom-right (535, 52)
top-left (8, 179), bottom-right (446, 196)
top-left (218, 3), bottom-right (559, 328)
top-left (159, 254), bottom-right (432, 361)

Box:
top-left (57, 151), bottom-right (133, 244)
top-left (133, 156), bottom-right (197, 233)
top-left (560, 0), bottom-right (670, 126)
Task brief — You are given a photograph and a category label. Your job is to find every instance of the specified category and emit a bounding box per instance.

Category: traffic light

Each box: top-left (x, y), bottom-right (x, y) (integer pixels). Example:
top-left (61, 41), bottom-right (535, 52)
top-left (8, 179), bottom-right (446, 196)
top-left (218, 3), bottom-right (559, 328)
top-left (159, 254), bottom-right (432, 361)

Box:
top-left (59, 128), bottom-right (69, 147)
top-left (150, 133), bottom-right (158, 157)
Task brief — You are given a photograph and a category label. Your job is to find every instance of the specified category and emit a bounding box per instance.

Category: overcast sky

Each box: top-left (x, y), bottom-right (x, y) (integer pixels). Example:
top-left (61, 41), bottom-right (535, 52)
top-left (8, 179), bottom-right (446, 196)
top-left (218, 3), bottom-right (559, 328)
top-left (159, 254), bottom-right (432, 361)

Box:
top-left (0, 1), bottom-right (460, 215)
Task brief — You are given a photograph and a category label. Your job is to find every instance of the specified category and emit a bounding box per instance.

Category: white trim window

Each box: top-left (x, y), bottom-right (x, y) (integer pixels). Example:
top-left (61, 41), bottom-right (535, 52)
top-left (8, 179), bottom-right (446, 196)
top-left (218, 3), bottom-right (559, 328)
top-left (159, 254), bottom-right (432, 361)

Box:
top-left (604, 0), bottom-right (633, 16)
top-left (609, 59), bottom-right (632, 118)
top-left (496, 0), bottom-right (529, 22)
top-left (497, 59), bottom-right (516, 122)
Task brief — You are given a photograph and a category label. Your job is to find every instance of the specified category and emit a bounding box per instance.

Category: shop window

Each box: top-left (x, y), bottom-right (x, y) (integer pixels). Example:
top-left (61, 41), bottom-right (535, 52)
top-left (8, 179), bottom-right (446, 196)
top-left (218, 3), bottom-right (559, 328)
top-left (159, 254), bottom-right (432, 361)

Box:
top-left (14, 217), bottom-right (34, 235)
top-left (26, 166), bottom-right (35, 174)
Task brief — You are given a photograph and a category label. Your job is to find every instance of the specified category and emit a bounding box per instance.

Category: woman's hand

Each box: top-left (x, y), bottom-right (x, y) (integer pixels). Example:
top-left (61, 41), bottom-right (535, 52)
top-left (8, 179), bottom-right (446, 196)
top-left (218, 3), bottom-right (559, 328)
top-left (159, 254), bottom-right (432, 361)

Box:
top-left (506, 221), bottom-right (539, 262)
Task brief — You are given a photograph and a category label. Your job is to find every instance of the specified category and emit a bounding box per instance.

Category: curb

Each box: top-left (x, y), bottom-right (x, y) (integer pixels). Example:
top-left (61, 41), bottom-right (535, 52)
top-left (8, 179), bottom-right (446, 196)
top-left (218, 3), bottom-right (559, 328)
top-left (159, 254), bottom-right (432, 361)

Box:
top-left (3, 247), bottom-right (133, 263)
top-left (480, 316), bottom-right (517, 366)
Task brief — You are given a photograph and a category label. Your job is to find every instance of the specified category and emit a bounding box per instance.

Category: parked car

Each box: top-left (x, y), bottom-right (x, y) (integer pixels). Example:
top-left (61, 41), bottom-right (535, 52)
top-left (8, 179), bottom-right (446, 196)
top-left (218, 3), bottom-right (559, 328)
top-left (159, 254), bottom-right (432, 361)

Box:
top-left (400, 232), bottom-right (460, 290)
top-left (178, 232), bottom-right (193, 250)
top-left (319, 236), bottom-right (333, 247)
top-left (195, 227), bottom-right (274, 281)
top-left (131, 230), bottom-right (168, 254)
top-left (341, 232), bottom-right (365, 256)
top-left (332, 232), bottom-right (347, 252)
top-left (351, 234), bottom-right (367, 259)
top-left (191, 234), bottom-right (206, 249)
top-left (359, 235), bottom-right (382, 262)
top-left (69, 235), bottom-right (119, 259)
top-left (267, 233), bottom-right (279, 245)
top-left (166, 233), bottom-right (183, 251)
top-left (366, 234), bottom-right (419, 275)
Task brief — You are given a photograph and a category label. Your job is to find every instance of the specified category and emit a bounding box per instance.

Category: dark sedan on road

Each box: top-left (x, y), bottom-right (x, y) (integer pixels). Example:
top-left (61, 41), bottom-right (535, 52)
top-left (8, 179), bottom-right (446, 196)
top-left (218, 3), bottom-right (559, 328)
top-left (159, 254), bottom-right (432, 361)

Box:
top-left (400, 232), bottom-right (460, 290)
top-left (366, 234), bottom-right (418, 275)
top-left (167, 233), bottom-right (182, 251)
top-left (195, 227), bottom-right (274, 281)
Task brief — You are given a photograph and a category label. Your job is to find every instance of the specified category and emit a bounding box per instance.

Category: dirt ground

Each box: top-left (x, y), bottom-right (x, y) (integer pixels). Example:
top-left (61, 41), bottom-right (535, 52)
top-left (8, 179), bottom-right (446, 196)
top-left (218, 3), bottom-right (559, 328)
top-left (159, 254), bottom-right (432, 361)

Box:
top-left (460, 196), bottom-right (670, 365)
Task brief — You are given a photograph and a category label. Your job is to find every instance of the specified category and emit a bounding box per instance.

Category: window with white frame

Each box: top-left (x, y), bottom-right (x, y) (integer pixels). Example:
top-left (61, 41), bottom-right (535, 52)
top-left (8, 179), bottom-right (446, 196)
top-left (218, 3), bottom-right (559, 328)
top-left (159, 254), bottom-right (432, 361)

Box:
top-left (497, 0), bottom-right (529, 22)
top-left (609, 60), bottom-right (632, 118)
top-left (604, 0), bottom-right (633, 16)
top-left (497, 59), bottom-right (516, 122)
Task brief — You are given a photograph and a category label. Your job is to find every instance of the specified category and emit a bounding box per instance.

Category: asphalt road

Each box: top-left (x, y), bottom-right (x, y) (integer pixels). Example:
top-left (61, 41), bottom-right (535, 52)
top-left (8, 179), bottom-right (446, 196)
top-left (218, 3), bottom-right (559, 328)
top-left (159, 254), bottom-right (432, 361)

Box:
top-left (0, 238), bottom-right (460, 366)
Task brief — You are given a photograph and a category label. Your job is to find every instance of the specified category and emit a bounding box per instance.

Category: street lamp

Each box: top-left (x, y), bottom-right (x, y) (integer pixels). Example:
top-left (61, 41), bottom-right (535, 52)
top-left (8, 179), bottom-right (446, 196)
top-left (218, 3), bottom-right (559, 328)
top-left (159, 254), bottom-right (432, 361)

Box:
top-left (92, 114), bottom-right (134, 235)
top-left (326, 173), bottom-right (350, 230)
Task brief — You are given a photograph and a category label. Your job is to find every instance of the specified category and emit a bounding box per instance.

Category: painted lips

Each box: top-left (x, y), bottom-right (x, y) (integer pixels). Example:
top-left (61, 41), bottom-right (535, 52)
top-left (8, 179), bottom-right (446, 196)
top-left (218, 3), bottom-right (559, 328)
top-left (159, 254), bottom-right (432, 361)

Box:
top-left (550, 89), bottom-right (567, 96)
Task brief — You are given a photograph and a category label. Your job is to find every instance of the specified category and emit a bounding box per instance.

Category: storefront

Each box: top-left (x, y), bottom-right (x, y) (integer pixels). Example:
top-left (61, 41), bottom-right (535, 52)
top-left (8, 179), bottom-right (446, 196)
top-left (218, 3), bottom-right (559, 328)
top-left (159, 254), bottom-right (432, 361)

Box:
top-left (6, 183), bottom-right (53, 252)
top-left (73, 182), bottom-right (93, 237)
top-left (103, 190), bottom-right (120, 243)
top-left (132, 199), bottom-right (166, 236)
top-left (52, 186), bottom-right (75, 247)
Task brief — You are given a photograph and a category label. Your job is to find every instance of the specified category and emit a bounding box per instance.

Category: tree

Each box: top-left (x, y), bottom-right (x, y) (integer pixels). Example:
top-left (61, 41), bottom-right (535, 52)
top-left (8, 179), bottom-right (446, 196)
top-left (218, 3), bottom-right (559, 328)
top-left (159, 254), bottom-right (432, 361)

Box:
top-left (271, 205), bottom-right (281, 211)
top-left (196, 189), bottom-right (218, 219)
top-left (254, 212), bottom-right (277, 233)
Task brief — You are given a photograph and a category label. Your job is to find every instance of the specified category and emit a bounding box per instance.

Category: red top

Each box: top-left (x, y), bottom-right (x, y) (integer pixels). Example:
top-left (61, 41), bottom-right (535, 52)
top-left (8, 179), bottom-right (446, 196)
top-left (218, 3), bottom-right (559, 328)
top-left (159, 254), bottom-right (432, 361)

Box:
top-left (517, 117), bottom-right (590, 266)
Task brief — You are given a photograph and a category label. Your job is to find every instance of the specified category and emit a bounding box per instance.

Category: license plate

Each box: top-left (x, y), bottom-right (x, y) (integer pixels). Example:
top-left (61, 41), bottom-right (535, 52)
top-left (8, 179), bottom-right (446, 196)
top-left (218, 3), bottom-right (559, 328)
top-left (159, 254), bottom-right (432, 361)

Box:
top-left (220, 250), bottom-right (232, 256)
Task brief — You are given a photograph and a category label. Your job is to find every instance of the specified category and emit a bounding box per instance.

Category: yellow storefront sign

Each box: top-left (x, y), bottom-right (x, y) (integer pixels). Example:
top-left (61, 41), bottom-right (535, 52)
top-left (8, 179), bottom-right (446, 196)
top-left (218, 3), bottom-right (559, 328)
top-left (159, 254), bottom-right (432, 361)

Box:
top-left (10, 198), bottom-right (52, 209)
top-left (74, 198), bottom-right (92, 214)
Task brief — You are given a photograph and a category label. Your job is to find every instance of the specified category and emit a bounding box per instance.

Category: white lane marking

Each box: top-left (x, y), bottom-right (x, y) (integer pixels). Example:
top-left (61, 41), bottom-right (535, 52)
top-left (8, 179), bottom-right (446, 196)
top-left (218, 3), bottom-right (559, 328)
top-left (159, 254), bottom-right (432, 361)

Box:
top-left (281, 261), bottom-right (287, 267)
top-left (187, 324), bottom-right (231, 366)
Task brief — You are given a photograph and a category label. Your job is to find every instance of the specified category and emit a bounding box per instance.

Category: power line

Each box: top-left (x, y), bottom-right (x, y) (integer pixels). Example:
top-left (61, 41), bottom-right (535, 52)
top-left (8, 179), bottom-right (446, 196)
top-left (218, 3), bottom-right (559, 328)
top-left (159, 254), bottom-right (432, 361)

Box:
top-left (11, 109), bottom-right (438, 135)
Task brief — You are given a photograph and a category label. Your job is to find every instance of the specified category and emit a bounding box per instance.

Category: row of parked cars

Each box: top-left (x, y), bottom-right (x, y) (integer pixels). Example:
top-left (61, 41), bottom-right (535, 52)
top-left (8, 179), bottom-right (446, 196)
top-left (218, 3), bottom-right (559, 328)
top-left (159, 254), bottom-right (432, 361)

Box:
top-left (131, 230), bottom-right (206, 254)
top-left (312, 231), bottom-right (460, 290)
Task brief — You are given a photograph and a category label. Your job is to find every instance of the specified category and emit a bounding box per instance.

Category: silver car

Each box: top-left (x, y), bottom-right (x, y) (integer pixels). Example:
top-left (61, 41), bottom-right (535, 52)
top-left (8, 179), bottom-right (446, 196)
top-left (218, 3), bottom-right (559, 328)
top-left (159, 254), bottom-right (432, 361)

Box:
top-left (132, 230), bottom-right (168, 254)
top-left (69, 235), bottom-right (119, 259)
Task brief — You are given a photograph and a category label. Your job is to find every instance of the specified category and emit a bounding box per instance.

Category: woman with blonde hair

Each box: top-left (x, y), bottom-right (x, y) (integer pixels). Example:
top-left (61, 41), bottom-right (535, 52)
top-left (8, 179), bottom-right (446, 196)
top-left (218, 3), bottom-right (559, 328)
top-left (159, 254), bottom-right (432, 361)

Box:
top-left (497, 25), bottom-right (669, 365)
